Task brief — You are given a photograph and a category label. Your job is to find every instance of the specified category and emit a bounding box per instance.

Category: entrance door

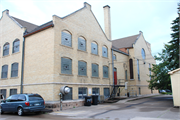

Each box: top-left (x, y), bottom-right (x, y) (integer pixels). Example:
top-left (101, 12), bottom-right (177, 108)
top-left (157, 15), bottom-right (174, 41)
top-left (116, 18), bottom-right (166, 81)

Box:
top-left (114, 68), bottom-right (117, 85)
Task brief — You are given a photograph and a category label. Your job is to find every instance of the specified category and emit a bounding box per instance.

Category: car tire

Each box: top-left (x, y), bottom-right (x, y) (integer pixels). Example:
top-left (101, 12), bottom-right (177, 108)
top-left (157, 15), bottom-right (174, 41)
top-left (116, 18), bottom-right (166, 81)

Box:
top-left (17, 107), bottom-right (24, 116)
top-left (0, 109), bottom-right (4, 114)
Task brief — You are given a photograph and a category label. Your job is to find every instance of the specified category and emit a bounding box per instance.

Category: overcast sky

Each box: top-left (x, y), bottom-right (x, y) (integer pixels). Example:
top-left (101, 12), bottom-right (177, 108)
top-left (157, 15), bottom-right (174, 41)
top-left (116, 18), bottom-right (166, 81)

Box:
top-left (0, 0), bottom-right (178, 57)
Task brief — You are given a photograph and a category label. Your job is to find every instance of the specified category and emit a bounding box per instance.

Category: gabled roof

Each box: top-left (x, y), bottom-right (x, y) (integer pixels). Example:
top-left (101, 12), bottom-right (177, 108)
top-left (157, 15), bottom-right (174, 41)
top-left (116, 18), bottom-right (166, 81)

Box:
top-left (112, 45), bottom-right (129, 56)
top-left (112, 34), bottom-right (140, 49)
top-left (12, 16), bottom-right (38, 33)
top-left (24, 21), bottom-right (53, 37)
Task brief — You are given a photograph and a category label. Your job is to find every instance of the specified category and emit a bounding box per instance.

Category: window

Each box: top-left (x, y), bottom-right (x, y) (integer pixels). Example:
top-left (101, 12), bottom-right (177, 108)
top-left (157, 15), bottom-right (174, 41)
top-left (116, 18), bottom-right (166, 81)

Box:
top-left (92, 63), bottom-right (99, 77)
top-left (91, 42), bottom-right (98, 55)
top-left (139, 87), bottom-right (141, 95)
top-left (61, 31), bottom-right (72, 47)
top-left (92, 88), bottom-right (99, 95)
top-left (78, 61), bottom-right (87, 76)
top-left (10, 89), bottom-right (17, 96)
top-left (137, 59), bottom-right (140, 80)
top-left (63, 87), bottom-right (72, 100)
top-left (102, 46), bottom-right (108, 57)
top-left (78, 87), bottom-right (87, 99)
top-left (18, 95), bottom-right (26, 101)
top-left (3, 42), bottom-right (9, 56)
top-left (104, 88), bottom-right (110, 100)
top-left (61, 57), bottom-right (72, 74)
top-left (113, 54), bottom-right (116, 60)
top-left (1, 65), bottom-right (8, 79)
top-left (149, 64), bottom-right (151, 80)
top-left (103, 66), bottom-right (109, 78)
top-left (13, 39), bottom-right (20, 53)
top-left (11, 63), bottom-right (18, 77)
top-left (125, 70), bottom-right (127, 80)
top-left (141, 48), bottom-right (146, 60)
top-left (129, 59), bottom-right (134, 79)
top-left (78, 37), bottom-right (86, 51)
top-left (0, 89), bottom-right (6, 98)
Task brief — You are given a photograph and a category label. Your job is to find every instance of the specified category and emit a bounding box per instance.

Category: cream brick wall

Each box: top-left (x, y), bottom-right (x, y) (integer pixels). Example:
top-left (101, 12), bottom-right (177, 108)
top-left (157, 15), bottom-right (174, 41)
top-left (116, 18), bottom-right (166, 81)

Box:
top-left (0, 10), bottom-right (25, 98)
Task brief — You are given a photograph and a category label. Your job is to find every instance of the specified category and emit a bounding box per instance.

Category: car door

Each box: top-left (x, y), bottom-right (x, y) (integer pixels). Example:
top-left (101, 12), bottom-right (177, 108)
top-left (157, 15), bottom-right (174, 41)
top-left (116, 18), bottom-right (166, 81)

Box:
top-left (8, 95), bottom-right (19, 112)
top-left (1, 96), bottom-right (12, 112)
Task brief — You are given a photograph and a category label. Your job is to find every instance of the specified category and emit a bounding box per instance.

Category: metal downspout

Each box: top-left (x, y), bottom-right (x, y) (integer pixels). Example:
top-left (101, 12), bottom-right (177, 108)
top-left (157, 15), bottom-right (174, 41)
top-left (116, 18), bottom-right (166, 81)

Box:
top-left (20, 35), bottom-right (25, 94)
top-left (111, 49), bottom-right (115, 96)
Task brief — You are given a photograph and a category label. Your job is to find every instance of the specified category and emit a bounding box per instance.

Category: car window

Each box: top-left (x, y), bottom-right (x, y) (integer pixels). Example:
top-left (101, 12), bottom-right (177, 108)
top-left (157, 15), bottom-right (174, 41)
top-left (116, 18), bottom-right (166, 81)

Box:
top-left (10, 95), bottom-right (19, 102)
top-left (28, 95), bottom-right (43, 101)
top-left (18, 95), bottom-right (26, 101)
top-left (6, 96), bottom-right (12, 102)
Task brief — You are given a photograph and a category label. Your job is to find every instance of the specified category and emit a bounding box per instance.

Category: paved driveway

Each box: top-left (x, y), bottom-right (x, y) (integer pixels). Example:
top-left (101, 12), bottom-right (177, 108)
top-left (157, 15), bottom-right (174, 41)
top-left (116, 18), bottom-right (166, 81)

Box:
top-left (50, 95), bottom-right (180, 120)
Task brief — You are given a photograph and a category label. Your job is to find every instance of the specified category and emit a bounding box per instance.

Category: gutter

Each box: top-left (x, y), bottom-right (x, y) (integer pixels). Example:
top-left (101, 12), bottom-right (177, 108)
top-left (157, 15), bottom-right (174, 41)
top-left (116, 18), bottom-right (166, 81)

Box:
top-left (24, 24), bottom-right (54, 37)
top-left (20, 34), bottom-right (25, 94)
top-left (111, 49), bottom-right (115, 94)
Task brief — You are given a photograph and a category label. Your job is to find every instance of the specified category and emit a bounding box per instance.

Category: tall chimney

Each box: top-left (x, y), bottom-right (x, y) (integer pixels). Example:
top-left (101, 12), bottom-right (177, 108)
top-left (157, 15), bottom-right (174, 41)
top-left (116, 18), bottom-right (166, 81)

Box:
top-left (103, 5), bottom-right (111, 40)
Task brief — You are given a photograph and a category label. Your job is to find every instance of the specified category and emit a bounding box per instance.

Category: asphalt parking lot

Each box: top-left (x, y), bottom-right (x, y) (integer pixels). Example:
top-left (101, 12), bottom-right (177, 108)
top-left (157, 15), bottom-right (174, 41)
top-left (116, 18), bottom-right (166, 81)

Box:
top-left (1, 94), bottom-right (180, 120)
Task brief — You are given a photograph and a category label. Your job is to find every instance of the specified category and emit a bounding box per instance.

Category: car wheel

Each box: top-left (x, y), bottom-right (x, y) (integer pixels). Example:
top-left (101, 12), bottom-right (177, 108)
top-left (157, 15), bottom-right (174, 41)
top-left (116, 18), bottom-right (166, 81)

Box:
top-left (17, 107), bottom-right (24, 116)
top-left (0, 108), bottom-right (4, 114)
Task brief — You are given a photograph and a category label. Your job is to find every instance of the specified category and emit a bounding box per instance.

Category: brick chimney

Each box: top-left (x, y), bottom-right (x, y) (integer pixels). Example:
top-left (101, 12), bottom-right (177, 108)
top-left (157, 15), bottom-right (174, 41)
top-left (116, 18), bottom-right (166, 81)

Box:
top-left (103, 5), bottom-right (111, 40)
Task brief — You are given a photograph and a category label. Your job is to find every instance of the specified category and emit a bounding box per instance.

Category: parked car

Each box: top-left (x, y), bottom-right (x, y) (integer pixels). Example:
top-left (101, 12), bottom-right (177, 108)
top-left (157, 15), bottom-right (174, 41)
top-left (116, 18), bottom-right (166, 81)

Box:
top-left (165, 89), bottom-right (171, 93)
top-left (0, 93), bottom-right (45, 116)
top-left (159, 90), bottom-right (166, 93)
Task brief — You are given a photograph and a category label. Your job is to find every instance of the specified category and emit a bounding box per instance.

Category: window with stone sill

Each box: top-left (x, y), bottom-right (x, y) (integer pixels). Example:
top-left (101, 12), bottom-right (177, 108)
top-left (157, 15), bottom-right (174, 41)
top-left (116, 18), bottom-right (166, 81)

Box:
top-left (61, 31), bottom-right (72, 47)
top-left (11, 63), bottom-right (18, 77)
top-left (91, 42), bottom-right (98, 55)
top-left (61, 57), bottom-right (72, 75)
top-left (3, 42), bottom-right (9, 56)
top-left (78, 37), bottom-right (86, 51)
top-left (1, 65), bottom-right (8, 79)
top-left (13, 39), bottom-right (20, 53)
top-left (102, 46), bottom-right (108, 58)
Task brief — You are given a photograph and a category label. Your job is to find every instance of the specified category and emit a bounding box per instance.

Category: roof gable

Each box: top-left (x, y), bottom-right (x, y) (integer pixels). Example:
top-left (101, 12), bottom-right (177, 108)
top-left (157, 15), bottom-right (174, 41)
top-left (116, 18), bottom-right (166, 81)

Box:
top-left (12, 16), bottom-right (38, 33)
top-left (112, 34), bottom-right (140, 49)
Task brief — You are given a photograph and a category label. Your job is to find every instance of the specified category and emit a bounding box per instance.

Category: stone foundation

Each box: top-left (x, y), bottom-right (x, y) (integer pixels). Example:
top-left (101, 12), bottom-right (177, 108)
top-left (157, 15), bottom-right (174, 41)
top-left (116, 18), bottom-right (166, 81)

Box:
top-left (45, 99), bottom-right (85, 111)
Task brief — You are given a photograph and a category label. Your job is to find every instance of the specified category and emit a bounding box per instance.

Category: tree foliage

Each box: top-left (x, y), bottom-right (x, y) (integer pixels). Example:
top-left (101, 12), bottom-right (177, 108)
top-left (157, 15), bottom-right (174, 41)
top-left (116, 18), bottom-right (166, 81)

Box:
top-left (148, 13), bottom-right (179, 90)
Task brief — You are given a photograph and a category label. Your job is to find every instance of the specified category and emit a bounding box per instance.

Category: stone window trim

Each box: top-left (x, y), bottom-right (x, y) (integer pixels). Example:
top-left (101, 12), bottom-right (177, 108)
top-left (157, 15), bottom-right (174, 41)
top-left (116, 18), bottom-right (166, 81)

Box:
top-left (12, 51), bottom-right (21, 55)
top-left (77, 49), bottom-right (88, 53)
top-left (103, 77), bottom-right (110, 80)
top-left (102, 45), bottom-right (108, 58)
top-left (91, 53), bottom-right (99, 57)
top-left (12, 39), bottom-right (20, 53)
top-left (130, 79), bottom-right (134, 80)
top-left (10, 76), bottom-right (19, 79)
top-left (2, 54), bottom-right (10, 58)
top-left (59, 73), bottom-right (74, 76)
top-left (59, 44), bottom-right (73, 49)
top-left (3, 42), bottom-right (10, 56)
top-left (0, 78), bottom-right (8, 80)
top-left (102, 56), bottom-right (109, 59)
top-left (77, 75), bottom-right (88, 78)
top-left (91, 76), bottom-right (100, 79)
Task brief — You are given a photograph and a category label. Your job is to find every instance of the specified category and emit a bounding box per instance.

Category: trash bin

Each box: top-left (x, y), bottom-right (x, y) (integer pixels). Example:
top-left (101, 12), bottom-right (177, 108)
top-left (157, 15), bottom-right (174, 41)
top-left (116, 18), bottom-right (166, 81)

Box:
top-left (92, 95), bottom-right (98, 105)
top-left (84, 96), bottom-right (92, 106)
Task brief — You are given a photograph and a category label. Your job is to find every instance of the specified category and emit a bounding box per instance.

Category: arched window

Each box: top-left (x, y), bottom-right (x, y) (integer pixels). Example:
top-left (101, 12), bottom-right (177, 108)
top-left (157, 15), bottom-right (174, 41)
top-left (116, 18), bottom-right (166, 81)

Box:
top-left (78, 61), bottom-right (87, 76)
top-left (103, 66), bottom-right (109, 78)
top-left (92, 63), bottom-right (99, 77)
top-left (129, 59), bottom-right (134, 79)
top-left (91, 42), bottom-right (98, 55)
top-left (1, 65), bottom-right (8, 78)
top-left (13, 39), bottom-right (20, 53)
top-left (61, 57), bottom-right (72, 74)
top-left (61, 30), bottom-right (72, 47)
top-left (78, 37), bottom-right (86, 51)
top-left (113, 54), bottom-right (116, 60)
top-left (11, 63), bottom-right (18, 77)
top-left (102, 46), bottom-right (108, 57)
top-left (3, 43), bottom-right (9, 56)
top-left (141, 48), bottom-right (146, 60)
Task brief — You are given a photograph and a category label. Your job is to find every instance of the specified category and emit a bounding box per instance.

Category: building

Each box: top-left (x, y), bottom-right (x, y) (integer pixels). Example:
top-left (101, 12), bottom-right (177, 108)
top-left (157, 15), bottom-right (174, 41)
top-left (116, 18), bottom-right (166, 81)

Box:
top-left (0, 2), bottom-right (157, 103)
top-left (168, 68), bottom-right (180, 107)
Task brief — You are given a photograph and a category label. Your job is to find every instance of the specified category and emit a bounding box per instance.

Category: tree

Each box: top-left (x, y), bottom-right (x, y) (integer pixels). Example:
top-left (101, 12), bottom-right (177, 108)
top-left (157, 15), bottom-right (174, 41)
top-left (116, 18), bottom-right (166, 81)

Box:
top-left (148, 11), bottom-right (179, 90)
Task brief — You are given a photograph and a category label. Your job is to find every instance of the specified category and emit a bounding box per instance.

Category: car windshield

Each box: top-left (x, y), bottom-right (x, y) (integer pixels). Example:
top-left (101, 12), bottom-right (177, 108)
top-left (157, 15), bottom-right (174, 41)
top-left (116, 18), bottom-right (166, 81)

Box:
top-left (28, 95), bottom-right (43, 101)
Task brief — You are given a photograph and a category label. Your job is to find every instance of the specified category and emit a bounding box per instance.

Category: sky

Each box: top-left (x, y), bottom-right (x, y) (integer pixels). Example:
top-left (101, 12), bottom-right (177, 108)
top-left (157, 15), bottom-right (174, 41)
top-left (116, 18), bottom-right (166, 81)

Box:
top-left (0, 0), bottom-right (179, 57)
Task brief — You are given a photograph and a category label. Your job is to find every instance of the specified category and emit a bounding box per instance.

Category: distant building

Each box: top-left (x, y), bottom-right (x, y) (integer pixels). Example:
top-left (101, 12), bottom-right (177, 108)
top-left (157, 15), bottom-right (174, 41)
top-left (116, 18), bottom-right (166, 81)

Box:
top-left (0, 2), bottom-right (158, 103)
